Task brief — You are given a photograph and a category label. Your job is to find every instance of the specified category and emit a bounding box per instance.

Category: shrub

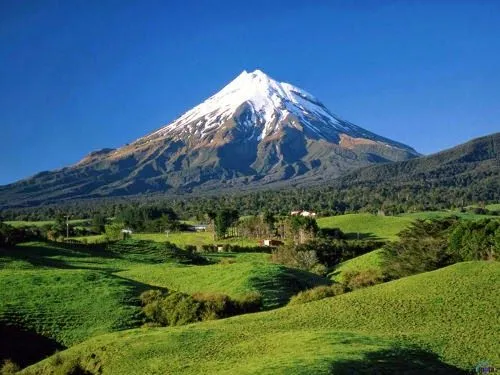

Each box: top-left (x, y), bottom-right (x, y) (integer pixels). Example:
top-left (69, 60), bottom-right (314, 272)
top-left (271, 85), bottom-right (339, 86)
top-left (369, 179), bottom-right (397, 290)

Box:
top-left (271, 245), bottom-right (322, 273)
top-left (193, 292), bottom-right (234, 320)
top-left (234, 292), bottom-right (263, 314)
top-left (342, 269), bottom-right (384, 291)
top-left (0, 360), bottom-right (20, 375)
top-left (164, 292), bottom-right (202, 326)
top-left (104, 223), bottom-right (125, 242)
top-left (288, 284), bottom-right (345, 306)
top-left (200, 244), bottom-right (214, 253)
top-left (140, 289), bottom-right (263, 326)
top-left (140, 289), bottom-right (165, 305)
top-left (448, 218), bottom-right (499, 261)
top-left (184, 245), bottom-right (196, 254)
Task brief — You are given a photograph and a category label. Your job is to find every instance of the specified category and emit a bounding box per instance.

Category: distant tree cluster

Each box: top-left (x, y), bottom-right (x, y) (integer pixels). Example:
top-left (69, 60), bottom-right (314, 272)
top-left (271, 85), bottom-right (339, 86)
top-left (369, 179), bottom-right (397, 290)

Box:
top-left (382, 217), bottom-right (499, 279)
top-left (0, 223), bottom-right (43, 246)
top-left (271, 224), bottom-right (383, 276)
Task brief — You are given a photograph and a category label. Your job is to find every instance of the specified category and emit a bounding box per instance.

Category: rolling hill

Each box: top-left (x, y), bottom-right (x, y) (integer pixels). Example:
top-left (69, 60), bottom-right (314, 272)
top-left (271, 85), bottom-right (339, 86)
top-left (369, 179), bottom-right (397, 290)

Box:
top-left (336, 132), bottom-right (499, 194)
top-left (21, 261), bottom-right (499, 374)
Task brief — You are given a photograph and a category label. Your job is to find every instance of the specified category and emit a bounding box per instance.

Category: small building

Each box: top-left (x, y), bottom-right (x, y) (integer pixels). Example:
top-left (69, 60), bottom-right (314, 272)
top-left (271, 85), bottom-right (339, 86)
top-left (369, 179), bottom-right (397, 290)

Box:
top-left (260, 239), bottom-right (284, 247)
top-left (191, 224), bottom-right (208, 232)
top-left (290, 210), bottom-right (317, 217)
top-left (121, 228), bottom-right (133, 239)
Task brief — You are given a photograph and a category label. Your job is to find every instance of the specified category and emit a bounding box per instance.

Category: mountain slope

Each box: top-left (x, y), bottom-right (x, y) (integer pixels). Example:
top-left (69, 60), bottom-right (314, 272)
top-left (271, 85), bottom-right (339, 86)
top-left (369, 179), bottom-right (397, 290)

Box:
top-left (0, 70), bottom-right (418, 207)
top-left (336, 132), bottom-right (499, 193)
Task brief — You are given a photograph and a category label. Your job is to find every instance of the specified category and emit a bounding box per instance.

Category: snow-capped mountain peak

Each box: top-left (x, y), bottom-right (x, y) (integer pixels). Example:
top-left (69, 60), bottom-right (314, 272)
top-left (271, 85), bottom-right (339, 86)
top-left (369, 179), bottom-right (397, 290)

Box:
top-left (147, 69), bottom-right (366, 142)
top-left (1, 69), bottom-right (420, 205)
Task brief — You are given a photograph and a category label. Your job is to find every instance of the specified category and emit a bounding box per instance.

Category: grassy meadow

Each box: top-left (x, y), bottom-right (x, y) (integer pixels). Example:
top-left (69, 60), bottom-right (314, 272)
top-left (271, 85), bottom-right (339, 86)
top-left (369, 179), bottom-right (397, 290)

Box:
top-left (329, 249), bottom-right (384, 283)
top-left (4, 219), bottom-right (89, 228)
top-left (71, 232), bottom-right (259, 247)
top-left (0, 239), bottom-right (330, 368)
top-left (1, 210), bottom-right (498, 374)
top-left (317, 214), bottom-right (413, 241)
top-left (21, 261), bottom-right (500, 374)
top-left (118, 256), bottom-right (329, 309)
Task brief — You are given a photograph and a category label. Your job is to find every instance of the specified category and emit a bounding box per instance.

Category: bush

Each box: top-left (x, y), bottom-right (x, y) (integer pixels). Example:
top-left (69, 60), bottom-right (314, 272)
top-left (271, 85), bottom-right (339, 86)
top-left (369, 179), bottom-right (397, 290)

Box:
top-left (200, 244), bottom-right (214, 253)
top-left (382, 218), bottom-right (458, 279)
top-left (288, 284), bottom-right (345, 306)
top-left (141, 289), bottom-right (262, 326)
top-left (273, 238), bottom-right (384, 274)
top-left (140, 289), bottom-right (165, 305)
top-left (383, 217), bottom-right (499, 280)
top-left (342, 269), bottom-right (384, 291)
top-left (271, 245), bottom-right (321, 273)
top-left (193, 292), bottom-right (234, 320)
top-left (0, 360), bottom-right (20, 375)
top-left (234, 292), bottom-right (263, 314)
top-left (185, 245), bottom-right (196, 254)
top-left (0, 223), bottom-right (43, 246)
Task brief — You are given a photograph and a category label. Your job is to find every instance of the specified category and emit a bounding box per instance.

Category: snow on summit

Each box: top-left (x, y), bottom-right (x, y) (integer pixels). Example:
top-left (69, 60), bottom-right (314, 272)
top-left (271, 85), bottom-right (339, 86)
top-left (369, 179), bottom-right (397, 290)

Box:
top-left (144, 69), bottom-right (417, 153)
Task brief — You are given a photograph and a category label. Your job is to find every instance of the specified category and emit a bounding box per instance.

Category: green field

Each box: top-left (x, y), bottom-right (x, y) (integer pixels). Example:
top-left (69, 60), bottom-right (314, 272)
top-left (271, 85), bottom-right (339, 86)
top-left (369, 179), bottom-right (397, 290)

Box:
top-left (317, 211), bottom-right (497, 242)
top-left (22, 261), bottom-right (499, 374)
top-left (0, 269), bottom-right (142, 347)
top-left (5, 219), bottom-right (89, 228)
top-left (118, 255), bottom-right (329, 309)
top-left (0, 240), bottom-right (330, 369)
top-left (329, 249), bottom-right (384, 283)
top-left (2, 212), bottom-right (499, 374)
top-left (486, 203), bottom-right (500, 210)
top-left (399, 210), bottom-right (498, 220)
top-left (317, 214), bottom-right (413, 241)
top-left (72, 232), bottom-right (259, 247)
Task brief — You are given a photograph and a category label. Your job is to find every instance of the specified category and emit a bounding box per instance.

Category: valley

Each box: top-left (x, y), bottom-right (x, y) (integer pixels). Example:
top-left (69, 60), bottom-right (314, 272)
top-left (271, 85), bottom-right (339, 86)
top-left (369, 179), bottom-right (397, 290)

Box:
top-left (1, 208), bottom-right (498, 374)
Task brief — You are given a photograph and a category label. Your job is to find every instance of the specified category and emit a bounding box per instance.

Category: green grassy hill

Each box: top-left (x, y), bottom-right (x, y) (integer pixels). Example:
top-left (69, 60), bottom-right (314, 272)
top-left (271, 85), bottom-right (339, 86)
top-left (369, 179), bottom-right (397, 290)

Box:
top-left (399, 210), bottom-right (498, 220)
top-left (329, 249), bottom-right (384, 283)
top-left (118, 253), bottom-right (329, 309)
top-left (0, 269), bottom-right (142, 347)
top-left (317, 211), bottom-right (495, 242)
top-left (22, 261), bottom-right (499, 375)
top-left (4, 219), bottom-right (88, 228)
top-left (0, 240), bottom-right (330, 369)
top-left (72, 232), bottom-right (259, 247)
top-left (317, 214), bottom-right (413, 241)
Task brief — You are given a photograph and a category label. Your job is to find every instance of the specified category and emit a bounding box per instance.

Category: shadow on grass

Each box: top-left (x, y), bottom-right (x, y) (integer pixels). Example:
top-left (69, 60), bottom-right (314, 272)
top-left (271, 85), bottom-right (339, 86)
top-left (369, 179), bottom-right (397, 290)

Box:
top-left (0, 240), bottom-right (210, 273)
top-left (248, 266), bottom-right (331, 309)
top-left (343, 232), bottom-right (380, 240)
top-left (328, 346), bottom-right (468, 375)
top-left (0, 324), bottom-right (65, 368)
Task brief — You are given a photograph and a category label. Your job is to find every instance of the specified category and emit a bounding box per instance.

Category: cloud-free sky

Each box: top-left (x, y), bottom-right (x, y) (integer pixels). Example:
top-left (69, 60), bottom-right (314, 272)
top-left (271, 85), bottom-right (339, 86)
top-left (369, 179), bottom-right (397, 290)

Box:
top-left (1, 0), bottom-right (499, 184)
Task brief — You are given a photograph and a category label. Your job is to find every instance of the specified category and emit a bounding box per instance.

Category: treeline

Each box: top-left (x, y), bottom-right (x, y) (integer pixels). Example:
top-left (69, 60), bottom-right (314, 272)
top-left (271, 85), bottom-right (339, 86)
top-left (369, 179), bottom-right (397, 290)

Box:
top-left (287, 216), bottom-right (499, 306)
top-left (1, 181), bottom-right (498, 222)
top-left (383, 217), bottom-right (499, 279)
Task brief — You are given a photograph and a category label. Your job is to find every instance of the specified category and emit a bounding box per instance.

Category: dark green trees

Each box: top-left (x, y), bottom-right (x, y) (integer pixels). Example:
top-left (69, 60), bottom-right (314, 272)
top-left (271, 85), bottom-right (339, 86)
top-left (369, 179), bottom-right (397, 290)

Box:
top-left (214, 209), bottom-right (239, 239)
top-left (382, 217), bottom-right (499, 280)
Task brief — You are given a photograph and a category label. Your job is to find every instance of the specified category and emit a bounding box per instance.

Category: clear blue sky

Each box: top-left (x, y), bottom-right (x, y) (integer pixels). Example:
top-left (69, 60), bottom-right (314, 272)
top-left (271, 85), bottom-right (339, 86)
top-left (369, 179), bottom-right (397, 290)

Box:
top-left (1, 0), bottom-right (499, 185)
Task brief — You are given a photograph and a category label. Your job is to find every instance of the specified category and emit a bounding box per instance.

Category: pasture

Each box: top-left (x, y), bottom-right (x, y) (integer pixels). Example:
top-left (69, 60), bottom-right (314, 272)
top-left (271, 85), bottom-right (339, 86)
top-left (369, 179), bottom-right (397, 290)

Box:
top-left (22, 261), bottom-right (499, 374)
